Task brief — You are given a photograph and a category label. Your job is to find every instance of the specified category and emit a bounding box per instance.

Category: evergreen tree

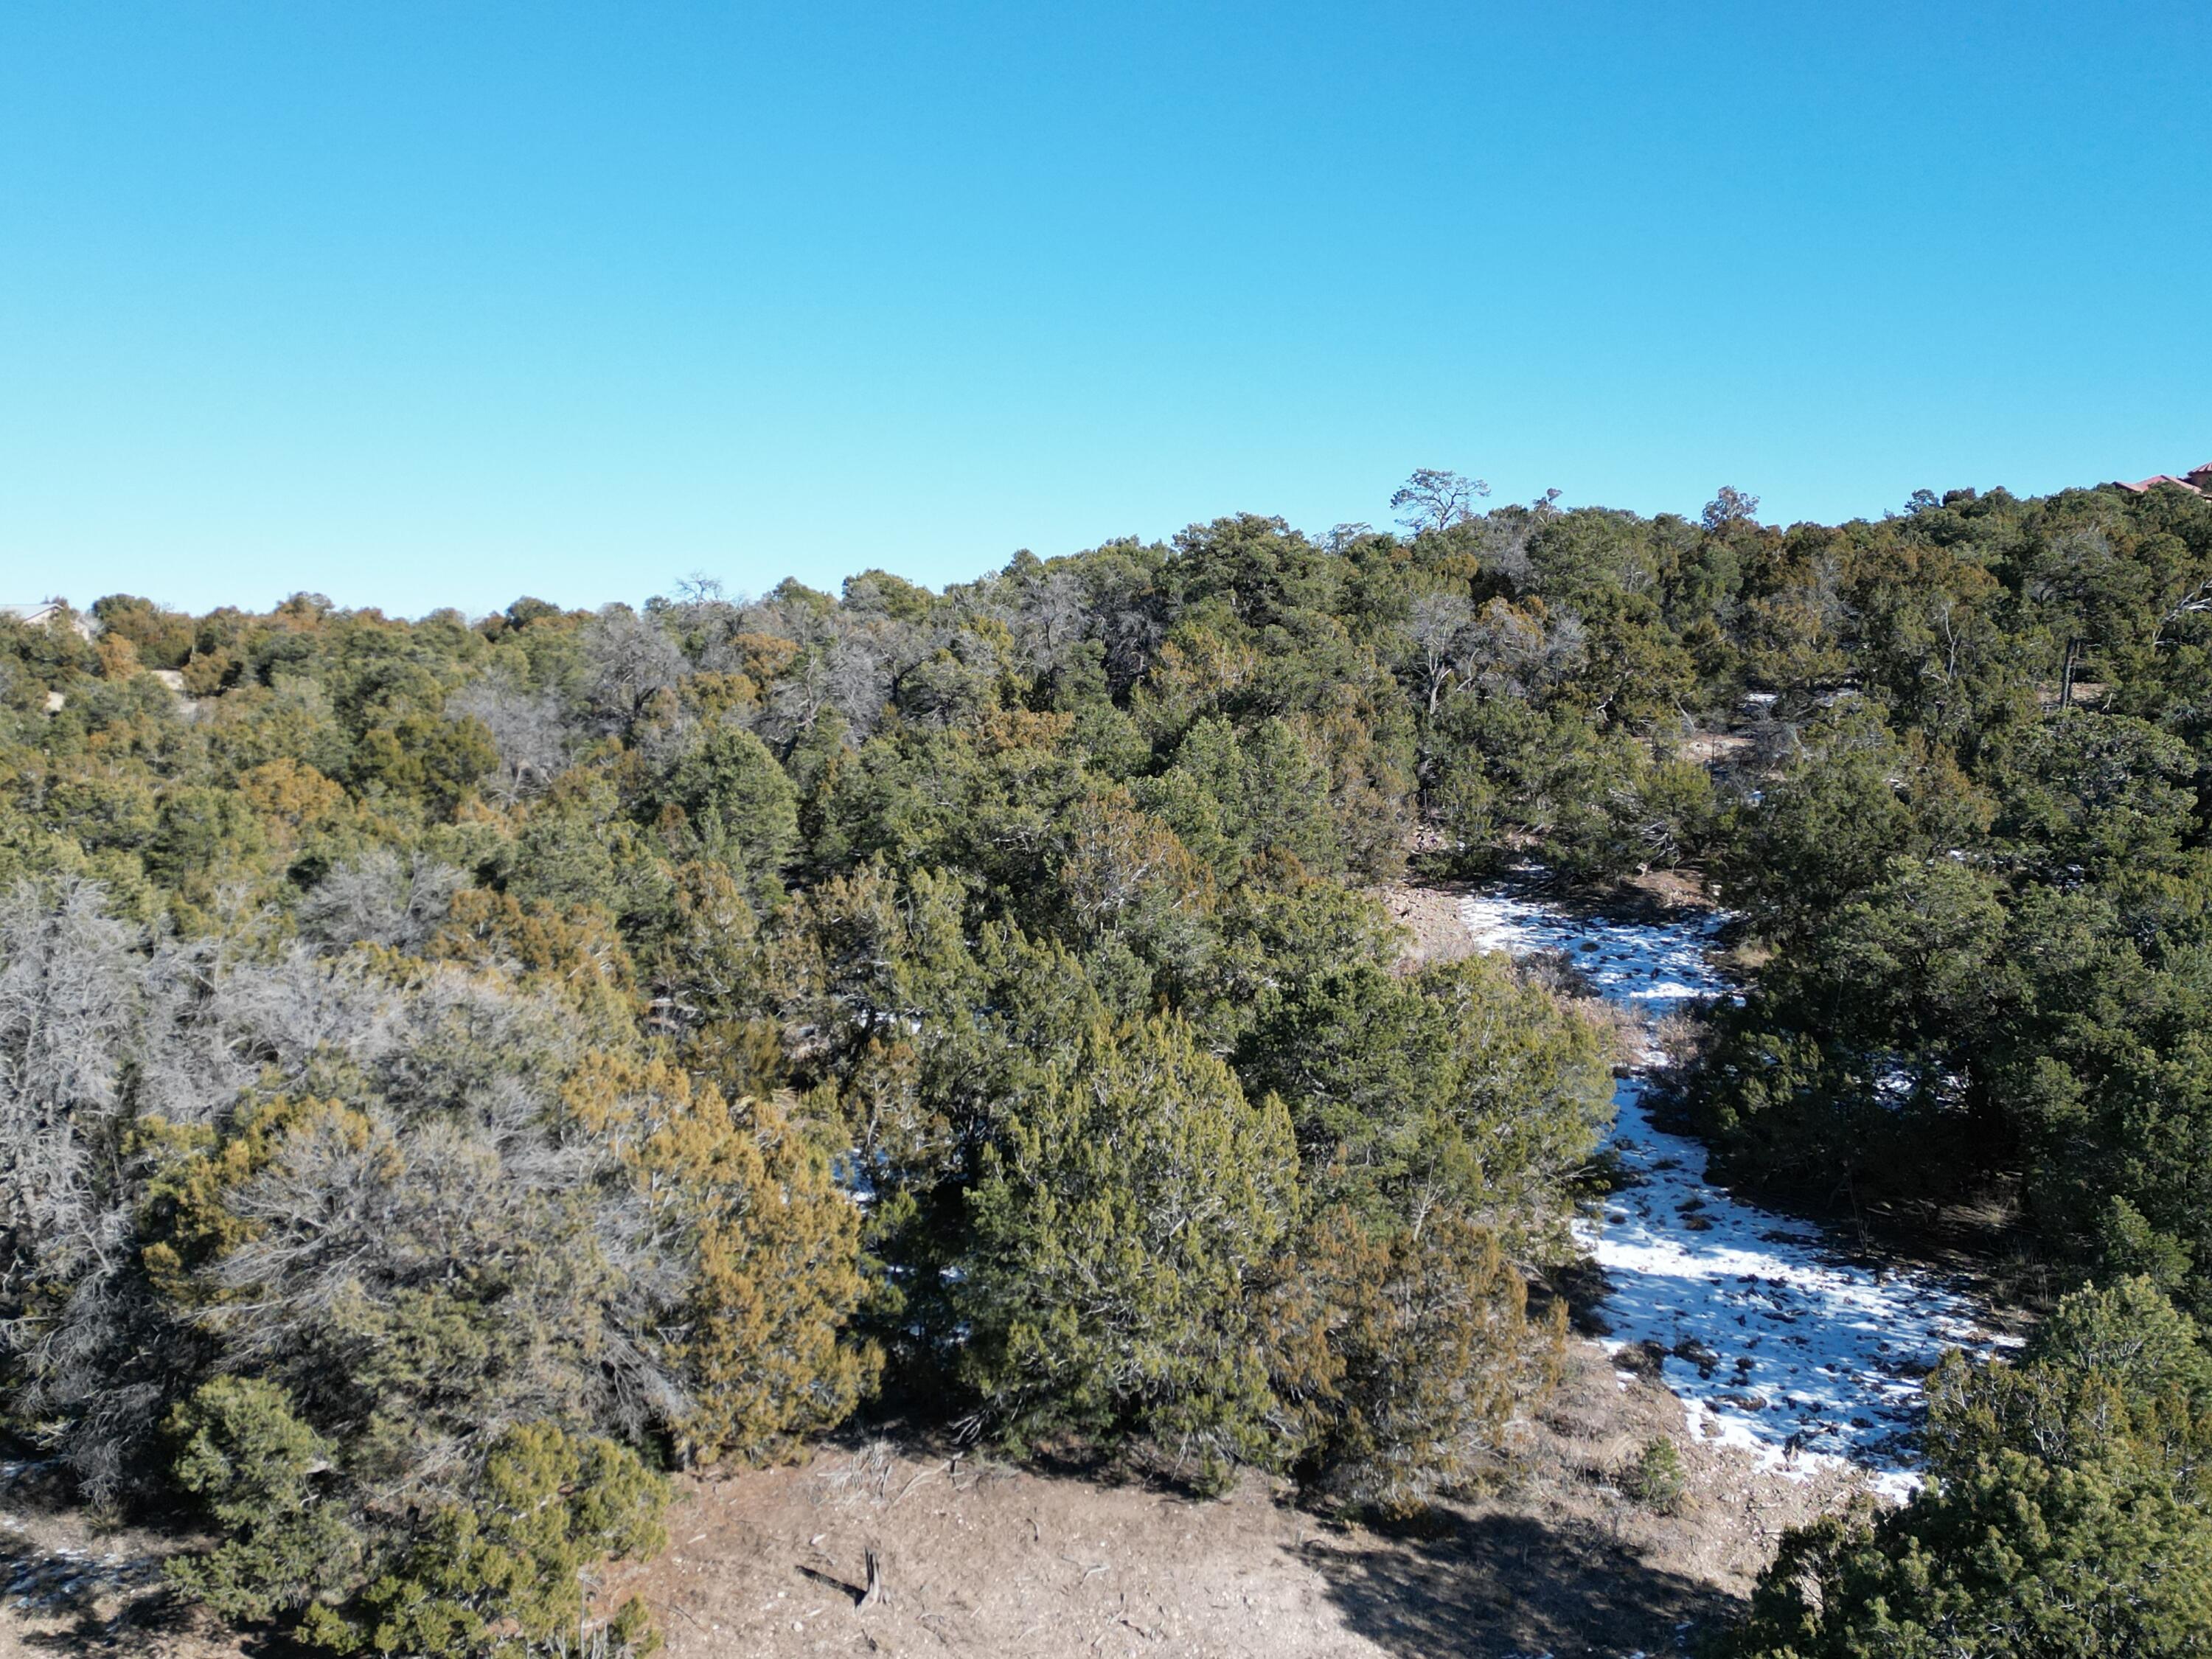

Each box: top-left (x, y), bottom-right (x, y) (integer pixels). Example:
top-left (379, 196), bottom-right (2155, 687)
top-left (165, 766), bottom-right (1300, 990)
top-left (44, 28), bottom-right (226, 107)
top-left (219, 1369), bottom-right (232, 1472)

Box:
top-left (954, 1013), bottom-right (1298, 1486)
top-left (1723, 1280), bottom-right (2212, 1658)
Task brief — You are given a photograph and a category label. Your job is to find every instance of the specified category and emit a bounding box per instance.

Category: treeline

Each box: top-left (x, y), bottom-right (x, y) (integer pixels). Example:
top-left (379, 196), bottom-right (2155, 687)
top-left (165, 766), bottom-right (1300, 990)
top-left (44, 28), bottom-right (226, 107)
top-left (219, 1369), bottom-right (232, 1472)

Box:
top-left (4, 470), bottom-right (2212, 1653)
top-left (1669, 480), bottom-right (2212, 1313)
top-left (1, 503), bottom-right (1624, 1654)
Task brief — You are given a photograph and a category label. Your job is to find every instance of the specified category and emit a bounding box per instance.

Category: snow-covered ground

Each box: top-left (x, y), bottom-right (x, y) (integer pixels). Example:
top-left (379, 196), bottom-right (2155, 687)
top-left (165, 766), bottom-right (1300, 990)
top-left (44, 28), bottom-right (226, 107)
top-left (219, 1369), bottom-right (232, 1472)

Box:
top-left (1461, 888), bottom-right (2017, 1498)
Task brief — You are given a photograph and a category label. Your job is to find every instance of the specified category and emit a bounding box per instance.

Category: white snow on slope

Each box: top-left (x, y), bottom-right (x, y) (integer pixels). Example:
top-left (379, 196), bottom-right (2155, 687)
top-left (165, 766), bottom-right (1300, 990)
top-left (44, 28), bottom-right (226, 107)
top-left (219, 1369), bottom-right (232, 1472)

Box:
top-left (1461, 888), bottom-right (2017, 1498)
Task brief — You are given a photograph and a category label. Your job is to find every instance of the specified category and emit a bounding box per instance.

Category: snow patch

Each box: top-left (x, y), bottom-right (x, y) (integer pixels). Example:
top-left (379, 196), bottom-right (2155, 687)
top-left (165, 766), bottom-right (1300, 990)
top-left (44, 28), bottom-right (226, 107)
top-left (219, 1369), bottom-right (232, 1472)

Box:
top-left (1462, 888), bottom-right (2016, 1498)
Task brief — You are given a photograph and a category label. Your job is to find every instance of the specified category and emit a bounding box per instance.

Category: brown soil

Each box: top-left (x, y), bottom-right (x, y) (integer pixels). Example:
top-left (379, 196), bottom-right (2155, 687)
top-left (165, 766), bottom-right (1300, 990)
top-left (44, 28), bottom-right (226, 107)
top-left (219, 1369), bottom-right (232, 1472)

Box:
top-left (601, 1340), bottom-right (1862, 1659)
top-left (1677, 732), bottom-right (1756, 768)
top-left (1615, 868), bottom-right (1714, 914)
top-left (0, 1472), bottom-right (236, 1658)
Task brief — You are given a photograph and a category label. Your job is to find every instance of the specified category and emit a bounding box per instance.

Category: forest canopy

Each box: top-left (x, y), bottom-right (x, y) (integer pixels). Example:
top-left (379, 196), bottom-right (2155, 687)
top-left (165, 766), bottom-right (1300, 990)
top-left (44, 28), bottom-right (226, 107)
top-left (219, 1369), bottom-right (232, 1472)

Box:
top-left (5, 471), bottom-right (2212, 1653)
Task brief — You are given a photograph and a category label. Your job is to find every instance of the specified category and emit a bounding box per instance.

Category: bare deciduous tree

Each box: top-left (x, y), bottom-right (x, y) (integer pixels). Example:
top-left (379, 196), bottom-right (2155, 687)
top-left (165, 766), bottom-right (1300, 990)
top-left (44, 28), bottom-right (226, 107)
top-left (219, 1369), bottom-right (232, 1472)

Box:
top-left (582, 605), bottom-right (687, 731)
top-left (0, 880), bottom-right (175, 1501)
top-left (1391, 468), bottom-right (1490, 535)
top-left (451, 675), bottom-right (574, 802)
top-left (1452, 600), bottom-right (1586, 699)
top-left (1010, 568), bottom-right (1089, 673)
top-left (0, 879), bottom-right (139, 1281)
top-left (825, 634), bottom-right (897, 731)
top-left (299, 851), bottom-right (465, 954)
top-left (1701, 484), bottom-right (1761, 530)
top-left (204, 1099), bottom-right (683, 1500)
top-left (1406, 593), bottom-right (1474, 715)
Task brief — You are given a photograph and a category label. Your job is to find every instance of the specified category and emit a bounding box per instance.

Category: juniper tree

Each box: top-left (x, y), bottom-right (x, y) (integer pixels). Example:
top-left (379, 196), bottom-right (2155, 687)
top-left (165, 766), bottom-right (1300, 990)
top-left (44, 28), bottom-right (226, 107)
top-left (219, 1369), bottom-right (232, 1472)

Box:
top-left (953, 1012), bottom-right (1298, 1485)
top-left (1723, 1280), bottom-right (2212, 1658)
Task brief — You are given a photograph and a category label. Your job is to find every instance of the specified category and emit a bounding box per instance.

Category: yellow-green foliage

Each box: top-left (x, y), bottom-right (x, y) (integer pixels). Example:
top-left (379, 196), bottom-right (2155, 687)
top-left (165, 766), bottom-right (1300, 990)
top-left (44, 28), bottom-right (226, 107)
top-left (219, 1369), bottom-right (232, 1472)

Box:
top-left (1269, 1208), bottom-right (1565, 1517)
top-left (336, 1423), bottom-right (664, 1658)
top-left (427, 886), bottom-right (640, 1040)
top-left (165, 1377), bottom-right (364, 1621)
top-left (136, 1096), bottom-right (366, 1295)
top-left (562, 1052), bottom-right (875, 1462)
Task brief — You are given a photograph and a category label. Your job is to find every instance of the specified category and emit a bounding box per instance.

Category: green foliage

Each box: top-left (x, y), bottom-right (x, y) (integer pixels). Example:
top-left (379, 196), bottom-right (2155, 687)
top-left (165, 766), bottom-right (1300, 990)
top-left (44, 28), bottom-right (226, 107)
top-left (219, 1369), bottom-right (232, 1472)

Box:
top-left (955, 1014), bottom-right (1298, 1485)
top-left (1923, 1278), bottom-right (2212, 1495)
top-left (1722, 1455), bottom-right (2212, 1658)
top-left (165, 1378), bottom-right (361, 1620)
top-left (1723, 1279), bottom-right (2212, 1658)
top-left (338, 1425), bottom-right (664, 1658)
top-left (1271, 1209), bottom-right (1565, 1517)
top-left (1155, 714), bottom-right (1345, 874)
top-left (1624, 1436), bottom-right (1686, 1514)
top-left (651, 718), bottom-right (800, 880)
top-left (91, 594), bottom-right (196, 669)
top-left (349, 712), bottom-right (499, 810)
top-left (560, 1052), bottom-right (877, 1462)
top-left (1718, 704), bottom-right (1993, 942)
top-left (1675, 515), bottom-right (2212, 1304)
top-left (8, 471), bottom-right (2209, 1651)
top-left (1235, 952), bottom-right (1610, 1252)
top-left (1993, 712), bottom-right (2199, 887)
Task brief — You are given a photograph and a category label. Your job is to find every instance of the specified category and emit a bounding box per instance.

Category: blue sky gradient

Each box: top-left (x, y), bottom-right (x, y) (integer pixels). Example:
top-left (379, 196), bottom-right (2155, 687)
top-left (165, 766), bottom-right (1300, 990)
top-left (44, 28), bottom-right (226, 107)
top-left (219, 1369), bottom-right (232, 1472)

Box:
top-left (3, 2), bottom-right (2206, 615)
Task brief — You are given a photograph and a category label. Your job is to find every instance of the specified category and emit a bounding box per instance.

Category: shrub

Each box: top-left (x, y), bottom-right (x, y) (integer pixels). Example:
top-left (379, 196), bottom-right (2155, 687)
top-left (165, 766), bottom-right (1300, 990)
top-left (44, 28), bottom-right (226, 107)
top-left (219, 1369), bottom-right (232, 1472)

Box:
top-left (1624, 1436), bottom-right (1686, 1514)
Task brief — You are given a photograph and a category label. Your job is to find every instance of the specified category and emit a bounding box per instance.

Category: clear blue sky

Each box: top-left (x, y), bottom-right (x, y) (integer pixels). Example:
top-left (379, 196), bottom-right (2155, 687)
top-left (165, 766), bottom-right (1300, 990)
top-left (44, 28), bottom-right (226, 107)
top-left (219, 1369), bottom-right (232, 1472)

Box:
top-left (3, 2), bottom-right (2206, 616)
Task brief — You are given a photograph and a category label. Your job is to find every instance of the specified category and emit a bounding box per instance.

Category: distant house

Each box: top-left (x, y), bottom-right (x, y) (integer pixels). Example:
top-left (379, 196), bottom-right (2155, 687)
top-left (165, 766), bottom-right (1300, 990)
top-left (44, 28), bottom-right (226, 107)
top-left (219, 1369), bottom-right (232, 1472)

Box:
top-left (0, 601), bottom-right (99, 641)
top-left (2112, 462), bottom-right (2212, 498)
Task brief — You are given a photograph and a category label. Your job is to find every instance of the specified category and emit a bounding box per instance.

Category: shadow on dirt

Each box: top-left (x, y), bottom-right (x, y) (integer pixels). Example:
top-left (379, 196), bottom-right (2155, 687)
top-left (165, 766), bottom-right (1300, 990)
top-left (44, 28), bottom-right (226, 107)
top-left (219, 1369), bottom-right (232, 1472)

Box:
top-left (1300, 1507), bottom-right (1736, 1658)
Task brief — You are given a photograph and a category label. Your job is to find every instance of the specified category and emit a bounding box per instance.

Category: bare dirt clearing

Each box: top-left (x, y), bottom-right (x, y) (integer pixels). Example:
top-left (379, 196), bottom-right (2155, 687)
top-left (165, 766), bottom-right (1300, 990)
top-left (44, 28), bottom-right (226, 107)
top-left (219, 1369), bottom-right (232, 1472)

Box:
top-left (605, 1337), bottom-right (1856, 1659)
top-left (1374, 879), bottom-right (1484, 973)
top-left (0, 1466), bottom-right (231, 1658)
